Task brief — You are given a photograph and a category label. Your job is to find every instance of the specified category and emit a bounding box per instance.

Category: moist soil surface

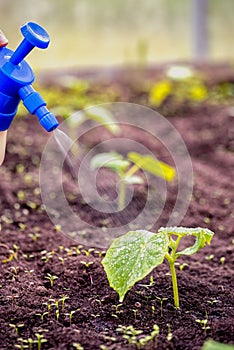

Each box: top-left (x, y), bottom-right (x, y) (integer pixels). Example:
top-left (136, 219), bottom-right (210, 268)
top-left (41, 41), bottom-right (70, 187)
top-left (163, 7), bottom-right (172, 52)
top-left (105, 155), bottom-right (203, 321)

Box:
top-left (0, 66), bottom-right (234, 350)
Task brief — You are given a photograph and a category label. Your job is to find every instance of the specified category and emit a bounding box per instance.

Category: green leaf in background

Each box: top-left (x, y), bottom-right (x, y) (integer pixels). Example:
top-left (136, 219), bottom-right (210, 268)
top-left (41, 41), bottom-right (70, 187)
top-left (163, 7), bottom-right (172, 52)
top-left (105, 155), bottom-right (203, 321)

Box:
top-left (127, 152), bottom-right (175, 181)
top-left (85, 106), bottom-right (120, 135)
top-left (102, 230), bottom-right (169, 302)
top-left (90, 152), bottom-right (130, 173)
top-left (149, 80), bottom-right (172, 107)
top-left (66, 111), bottom-right (87, 128)
top-left (202, 340), bottom-right (234, 350)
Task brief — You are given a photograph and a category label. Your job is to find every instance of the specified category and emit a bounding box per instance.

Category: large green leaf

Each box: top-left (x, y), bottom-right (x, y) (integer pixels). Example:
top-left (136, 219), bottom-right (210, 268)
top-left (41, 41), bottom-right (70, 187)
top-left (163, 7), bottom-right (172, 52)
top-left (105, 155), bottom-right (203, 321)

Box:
top-left (202, 340), bottom-right (234, 350)
top-left (85, 106), bottom-right (120, 135)
top-left (90, 152), bottom-right (130, 174)
top-left (158, 227), bottom-right (214, 256)
top-left (102, 230), bottom-right (169, 302)
top-left (127, 152), bottom-right (175, 181)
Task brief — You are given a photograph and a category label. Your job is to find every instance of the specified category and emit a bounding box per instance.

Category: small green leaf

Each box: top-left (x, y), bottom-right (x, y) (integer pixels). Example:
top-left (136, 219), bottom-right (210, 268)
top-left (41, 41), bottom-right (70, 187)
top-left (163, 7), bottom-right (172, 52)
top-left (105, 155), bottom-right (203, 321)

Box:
top-left (124, 175), bottom-right (144, 185)
top-left (102, 230), bottom-right (169, 302)
top-left (158, 227), bottom-right (214, 256)
top-left (127, 152), bottom-right (175, 181)
top-left (90, 152), bottom-right (130, 173)
top-left (85, 106), bottom-right (120, 135)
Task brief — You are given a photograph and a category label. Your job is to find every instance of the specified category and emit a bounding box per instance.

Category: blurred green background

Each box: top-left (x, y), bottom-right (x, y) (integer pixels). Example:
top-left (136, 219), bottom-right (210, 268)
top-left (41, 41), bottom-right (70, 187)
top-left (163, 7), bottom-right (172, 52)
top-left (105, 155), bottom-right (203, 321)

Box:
top-left (0, 0), bottom-right (234, 70)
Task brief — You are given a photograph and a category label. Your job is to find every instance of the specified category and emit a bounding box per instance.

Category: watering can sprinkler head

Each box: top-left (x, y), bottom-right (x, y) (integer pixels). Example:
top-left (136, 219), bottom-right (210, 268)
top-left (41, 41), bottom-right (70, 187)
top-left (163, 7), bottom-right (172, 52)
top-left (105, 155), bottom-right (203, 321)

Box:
top-left (0, 22), bottom-right (59, 132)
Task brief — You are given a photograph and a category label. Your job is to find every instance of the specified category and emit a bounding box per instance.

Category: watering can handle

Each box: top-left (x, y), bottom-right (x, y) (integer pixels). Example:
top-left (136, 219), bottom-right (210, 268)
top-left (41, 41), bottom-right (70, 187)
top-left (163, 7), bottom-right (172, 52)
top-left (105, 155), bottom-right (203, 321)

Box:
top-left (10, 22), bottom-right (50, 65)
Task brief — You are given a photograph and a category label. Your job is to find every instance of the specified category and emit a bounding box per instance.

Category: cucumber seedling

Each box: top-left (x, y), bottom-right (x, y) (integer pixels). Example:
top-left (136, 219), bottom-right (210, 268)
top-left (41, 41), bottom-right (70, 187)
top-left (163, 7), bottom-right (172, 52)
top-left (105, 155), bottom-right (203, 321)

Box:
top-left (90, 151), bottom-right (175, 210)
top-left (102, 227), bottom-right (214, 308)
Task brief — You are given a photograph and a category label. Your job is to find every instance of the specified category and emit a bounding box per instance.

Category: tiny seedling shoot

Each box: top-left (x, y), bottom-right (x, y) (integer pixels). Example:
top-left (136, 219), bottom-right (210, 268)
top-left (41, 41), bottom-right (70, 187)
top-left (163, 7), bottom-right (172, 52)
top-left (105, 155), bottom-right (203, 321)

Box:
top-left (102, 227), bottom-right (214, 308)
top-left (90, 151), bottom-right (175, 210)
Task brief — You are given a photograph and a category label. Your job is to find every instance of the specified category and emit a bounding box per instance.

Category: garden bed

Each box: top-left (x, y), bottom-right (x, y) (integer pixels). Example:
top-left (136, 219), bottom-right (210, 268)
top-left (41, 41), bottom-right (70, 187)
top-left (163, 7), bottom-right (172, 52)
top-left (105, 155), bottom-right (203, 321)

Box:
top-left (0, 66), bottom-right (233, 350)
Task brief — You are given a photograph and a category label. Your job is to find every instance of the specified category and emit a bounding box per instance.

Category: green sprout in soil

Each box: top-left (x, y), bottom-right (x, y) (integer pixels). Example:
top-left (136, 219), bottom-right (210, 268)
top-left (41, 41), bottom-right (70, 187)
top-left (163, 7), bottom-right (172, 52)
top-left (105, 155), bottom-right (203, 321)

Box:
top-left (80, 260), bottom-right (94, 268)
top-left (65, 309), bottom-right (80, 326)
top-left (90, 151), bottom-right (175, 210)
top-left (196, 311), bottom-right (210, 335)
top-left (45, 273), bottom-right (58, 287)
top-left (9, 322), bottom-right (24, 336)
top-left (2, 244), bottom-right (19, 263)
top-left (167, 323), bottom-right (173, 341)
top-left (156, 296), bottom-right (168, 316)
top-left (15, 332), bottom-right (47, 350)
top-left (59, 294), bottom-right (69, 312)
top-left (72, 343), bottom-right (84, 350)
top-left (116, 324), bottom-right (159, 349)
top-left (102, 227), bottom-right (214, 308)
top-left (34, 333), bottom-right (47, 350)
top-left (36, 312), bottom-right (49, 321)
top-left (58, 256), bottom-right (67, 266)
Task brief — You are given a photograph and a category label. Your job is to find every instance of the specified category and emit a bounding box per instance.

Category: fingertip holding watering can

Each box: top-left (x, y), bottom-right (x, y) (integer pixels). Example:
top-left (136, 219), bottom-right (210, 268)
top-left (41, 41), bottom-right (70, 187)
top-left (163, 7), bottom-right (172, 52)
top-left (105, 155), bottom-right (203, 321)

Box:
top-left (0, 22), bottom-right (59, 165)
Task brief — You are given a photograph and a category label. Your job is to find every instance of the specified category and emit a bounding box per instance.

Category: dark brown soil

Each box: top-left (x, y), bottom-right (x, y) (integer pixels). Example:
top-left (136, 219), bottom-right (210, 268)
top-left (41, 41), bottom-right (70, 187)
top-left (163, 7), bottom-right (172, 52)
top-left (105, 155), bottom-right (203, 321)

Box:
top-left (0, 66), bottom-right (234, 350)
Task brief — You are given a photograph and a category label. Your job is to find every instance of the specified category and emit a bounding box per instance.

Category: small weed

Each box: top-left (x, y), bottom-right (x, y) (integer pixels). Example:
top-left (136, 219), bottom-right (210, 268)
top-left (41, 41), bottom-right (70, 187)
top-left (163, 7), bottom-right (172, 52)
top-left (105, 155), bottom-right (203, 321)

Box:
top-left (58, 256), bottom-right (67, 266)
top-left (45, 273), bottom-right (58, 287)
top-left (207, 299), bottom-right (219, 306)
top-left (81, 248), bottom-right (95, 257)
top-left (55, 309), bottom-right (59, 321)
top-left (139, 275), bottom-right (155, 288)
top-left (72, 343), bottom-right (84, 350)
top-left (59, 294), bottom-right (69, 312)
top-left (65, 309), bottom-right (80, 326)
top-left (36, 312), bottom-right (49, 321)
top-left (196, 312), bottom-right (210, 335)
top-left (167, 324), bottom-right (173, 341)
top-left (24, 269), bottom-right (34, 276)
top-left (220, 257), bottom-right (226, 265)
top-left (9, 266), bottom-right (19, 281)
top-left (28, 232), bottom-right (41, 242)
top-left (34, 333), bottom-right (47, 350)
top-left (80, 260), bottom-right (94, 268)
top-left (41, 250), bottom-right (54, 263)
top-left (116, 324), bottom-right (159, 349)
top-left (9, 322), bottom-right (24, 336)
top-left (111, 304), bottom-right (123, 315)
top-left (205, 254), bottom-right (214, 261)
top-left (156, 296), bottom-right (168, 316)
top-left (2, 244), bottom-right (19, 263)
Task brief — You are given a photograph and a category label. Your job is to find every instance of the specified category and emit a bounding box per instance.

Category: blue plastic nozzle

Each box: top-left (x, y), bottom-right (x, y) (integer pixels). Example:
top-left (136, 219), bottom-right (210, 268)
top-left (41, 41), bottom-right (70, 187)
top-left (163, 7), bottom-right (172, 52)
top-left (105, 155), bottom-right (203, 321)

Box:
top-left (0, 22), bottom-right (59, 132)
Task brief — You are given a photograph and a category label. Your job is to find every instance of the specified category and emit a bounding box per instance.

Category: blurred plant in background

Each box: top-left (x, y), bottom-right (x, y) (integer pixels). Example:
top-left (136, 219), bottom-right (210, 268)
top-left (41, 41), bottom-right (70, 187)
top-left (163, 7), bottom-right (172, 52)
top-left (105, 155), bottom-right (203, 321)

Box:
top-left (148, 65), bottom-right (234, 111)
top-left (17, 79), bottom-right (119, 119)
top-left (16, 66), bottom-right (234, 122)
top-left (149, 65), bottom-right (208, 107)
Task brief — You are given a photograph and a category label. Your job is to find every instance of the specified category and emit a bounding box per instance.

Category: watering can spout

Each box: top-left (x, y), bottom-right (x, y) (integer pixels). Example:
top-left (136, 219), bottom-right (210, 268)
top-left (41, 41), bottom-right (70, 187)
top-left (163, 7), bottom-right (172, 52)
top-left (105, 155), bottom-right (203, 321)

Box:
top-left (0, 22), bottom-right (59, 132)
top-left (19, 85), bottom-right (59, 132)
